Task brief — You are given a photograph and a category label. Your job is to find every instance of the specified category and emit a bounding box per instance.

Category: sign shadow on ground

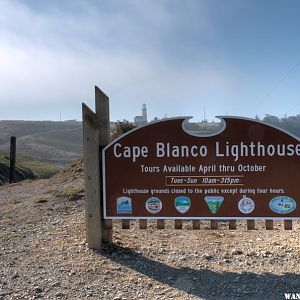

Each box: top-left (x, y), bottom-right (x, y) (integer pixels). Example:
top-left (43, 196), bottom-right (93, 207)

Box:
top-left (99, 244), bottom-right (300, 300)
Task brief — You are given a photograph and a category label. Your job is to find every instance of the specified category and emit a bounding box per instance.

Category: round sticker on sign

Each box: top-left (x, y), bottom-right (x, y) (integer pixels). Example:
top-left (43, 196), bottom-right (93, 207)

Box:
top-left (238, 195), bottom-right (255, 214)
top-left (174, 196), bottom-right (191, 214)
top-left (145, 197), bottom-right (162, 214)
top-left (269, 196), bottom-right (296, 214)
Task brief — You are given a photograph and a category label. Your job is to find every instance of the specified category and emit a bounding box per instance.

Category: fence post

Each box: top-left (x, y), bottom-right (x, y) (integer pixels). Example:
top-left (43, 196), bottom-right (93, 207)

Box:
top-left (95, 86), bottom-right (112, 244)
top-left (9, 136), bottom-right (16, 183)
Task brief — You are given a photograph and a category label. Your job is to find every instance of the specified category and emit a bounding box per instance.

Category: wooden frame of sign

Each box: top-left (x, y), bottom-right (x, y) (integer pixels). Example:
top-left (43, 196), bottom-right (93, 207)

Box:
top-left (82, 86), bottom-right (112, 249)
top-left (83, 87), bottom-right (299, 249)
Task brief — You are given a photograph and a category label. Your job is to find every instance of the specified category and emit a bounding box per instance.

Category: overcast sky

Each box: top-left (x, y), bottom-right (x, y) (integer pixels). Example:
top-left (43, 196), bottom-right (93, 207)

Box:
top-left (0, 0), bottom-right (300, 122)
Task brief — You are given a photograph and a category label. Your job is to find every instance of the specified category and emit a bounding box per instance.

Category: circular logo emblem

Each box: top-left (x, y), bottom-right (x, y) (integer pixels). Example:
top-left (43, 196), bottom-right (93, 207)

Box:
top-left (238, 195), bottom-right (255, 214)
top-left (145, 197), bottom-right (162, 214)
top-left (269, 196), bottom-right (296, 214)
top-left (174, 196), bottom-right (191, 214)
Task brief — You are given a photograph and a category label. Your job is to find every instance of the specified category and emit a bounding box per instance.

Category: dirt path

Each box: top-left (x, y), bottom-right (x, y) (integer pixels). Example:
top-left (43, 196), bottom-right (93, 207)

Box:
top-left (1, 175), bottom-right (300, 300)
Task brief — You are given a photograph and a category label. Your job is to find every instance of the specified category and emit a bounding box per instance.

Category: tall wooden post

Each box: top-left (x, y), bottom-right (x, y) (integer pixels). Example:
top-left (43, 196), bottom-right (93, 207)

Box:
top-left (82, 86), bottom-right (112, 249)
top-left (95, 86), bottom-right (112, 244)
top-left (9, 136), bottom-right (16, 183)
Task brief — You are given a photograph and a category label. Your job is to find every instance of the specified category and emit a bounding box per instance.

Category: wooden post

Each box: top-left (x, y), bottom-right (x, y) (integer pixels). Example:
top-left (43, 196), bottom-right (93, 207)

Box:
top-left (229, 220), bottom-right (237, 230)
top-left (157, 219), bottom-right (165, 229)
top-left (95, 86), bottom-right (113, 244)
top-left (265, 220), bottom-right (273, 230)
top-left (210, 220), bottom-right (218, 230)
top-left (175, 220), bottom-right (183, 229)
top-left (247, 220), bottom-right (255, 230)
top-left (139, 219), bottom-right (147, 229)
top-left (82, 104), bottom-right (102, 249)
top-left (284, 220), bottom-right (292, 230)
top-left (122, 219), bottom-right (131, 229)
top-left (9, 136), bottom-right (16, 183)
top-left (82, 86), bottom-right (113, 248)
top-left (192, 220), bottom-right (200, 230)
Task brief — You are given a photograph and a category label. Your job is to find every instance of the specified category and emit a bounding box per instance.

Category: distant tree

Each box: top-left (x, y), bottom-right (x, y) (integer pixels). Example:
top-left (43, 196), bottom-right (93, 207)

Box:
top-left (111, 120), bottom-right (136, 140)
top-left (263, 114), bottom-right (281, 126)
top-left (262, 114), bottom-right (300, 137)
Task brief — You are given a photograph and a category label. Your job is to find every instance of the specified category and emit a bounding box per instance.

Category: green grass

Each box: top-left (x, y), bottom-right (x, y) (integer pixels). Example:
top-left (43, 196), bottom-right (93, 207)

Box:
top-left (50, 186), bottom-right (84, 201)
top-left (26, 219), bottom-right (39, 225)
top-left (0, 150), bottom-right (60, 179)
top-left (36, 197), bottom-right (48, 204)
top-left (17, 153), bottom-right (60, 178)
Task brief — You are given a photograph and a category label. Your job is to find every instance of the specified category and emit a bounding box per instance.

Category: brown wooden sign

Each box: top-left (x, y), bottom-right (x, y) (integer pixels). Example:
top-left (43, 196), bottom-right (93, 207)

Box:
top-left (103, 117), bottom-right (300, 220)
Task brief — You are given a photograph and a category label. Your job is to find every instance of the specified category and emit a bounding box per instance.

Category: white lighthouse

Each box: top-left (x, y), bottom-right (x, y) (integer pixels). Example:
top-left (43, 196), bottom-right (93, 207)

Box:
top-left (142, 104), bottom-right (147, 123)
top-left (134, 104), bottom-right (148, 126)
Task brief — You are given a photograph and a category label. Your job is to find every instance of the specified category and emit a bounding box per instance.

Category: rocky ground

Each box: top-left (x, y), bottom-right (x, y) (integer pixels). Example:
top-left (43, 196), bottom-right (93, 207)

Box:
top-left (1, 161), bottom-right (300, 300)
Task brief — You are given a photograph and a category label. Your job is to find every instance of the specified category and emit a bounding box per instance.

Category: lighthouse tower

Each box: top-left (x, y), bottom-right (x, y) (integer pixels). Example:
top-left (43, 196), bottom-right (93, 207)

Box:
top-left (142, 104), bottom-right (147, 123)
top-left (134, 104), bottom-right (148, 126)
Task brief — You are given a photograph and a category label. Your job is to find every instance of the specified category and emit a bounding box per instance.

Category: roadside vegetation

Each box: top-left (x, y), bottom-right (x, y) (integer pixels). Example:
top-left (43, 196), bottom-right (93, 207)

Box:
top-left (0, 150), bottom-right (60, 184)
top-left (260, 114), bottom-right (300, 137)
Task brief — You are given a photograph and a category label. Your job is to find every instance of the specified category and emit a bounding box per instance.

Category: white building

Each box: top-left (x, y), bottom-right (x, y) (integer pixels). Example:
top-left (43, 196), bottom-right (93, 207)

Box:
top-left (134, 104), bottom-right (148, 126)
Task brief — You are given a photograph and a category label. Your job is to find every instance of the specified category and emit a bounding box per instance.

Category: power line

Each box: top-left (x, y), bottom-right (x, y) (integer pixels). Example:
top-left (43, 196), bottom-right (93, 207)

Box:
top-left (285, 101), bottom-right (300, 115)
top-left (251, 59), bottom-right (300, 115)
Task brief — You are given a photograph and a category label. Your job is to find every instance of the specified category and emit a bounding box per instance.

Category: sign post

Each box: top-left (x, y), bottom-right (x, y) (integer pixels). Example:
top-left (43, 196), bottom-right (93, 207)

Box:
top-left (95, 86), bottom-right (112, 244)
top-left (82, 86), bottom-right (112, 249)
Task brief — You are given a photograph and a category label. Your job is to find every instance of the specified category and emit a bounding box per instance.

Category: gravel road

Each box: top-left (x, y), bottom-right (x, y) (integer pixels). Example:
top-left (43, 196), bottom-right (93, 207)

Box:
top-left (1, 167), bottom-right (300, 300)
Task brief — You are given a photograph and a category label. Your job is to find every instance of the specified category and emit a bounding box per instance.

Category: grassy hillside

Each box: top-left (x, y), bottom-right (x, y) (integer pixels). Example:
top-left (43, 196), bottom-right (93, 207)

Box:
top-left (0, 120), bottom-right (82, 167)
top-left (0, 120), bottom-right (81, 144)
top-left (0, 160), bottom-right (35, 185)
top-left (0, 150), bottom-right (60, 183)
